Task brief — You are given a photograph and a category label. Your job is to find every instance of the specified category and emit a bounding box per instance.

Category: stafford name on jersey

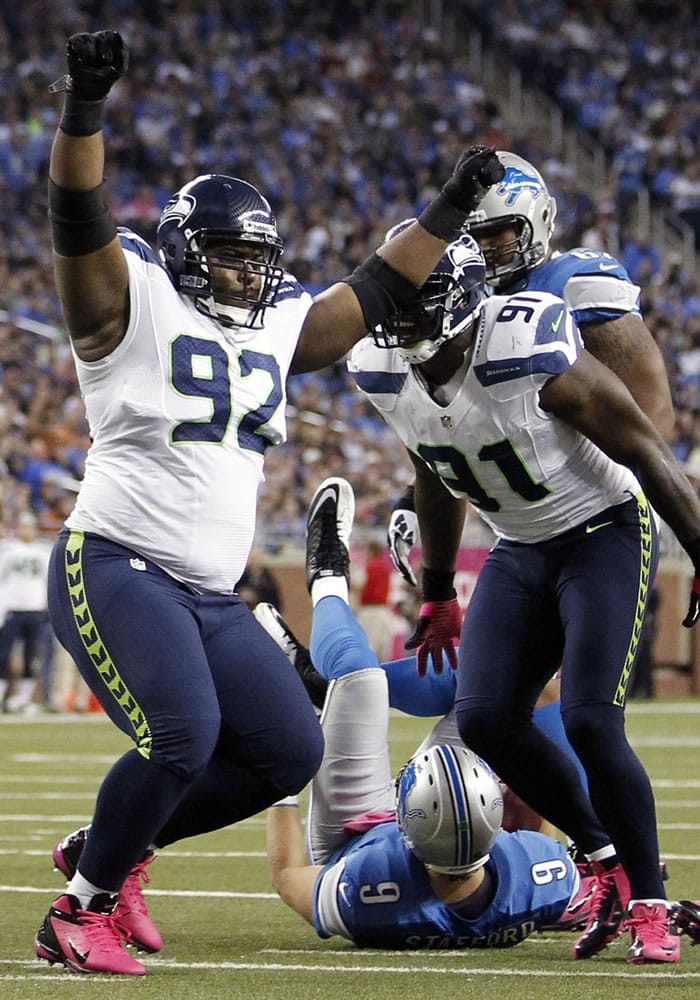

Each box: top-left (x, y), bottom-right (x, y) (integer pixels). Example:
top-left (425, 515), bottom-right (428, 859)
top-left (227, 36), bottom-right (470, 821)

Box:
top-left (402, 919), bottom-right (538, 949)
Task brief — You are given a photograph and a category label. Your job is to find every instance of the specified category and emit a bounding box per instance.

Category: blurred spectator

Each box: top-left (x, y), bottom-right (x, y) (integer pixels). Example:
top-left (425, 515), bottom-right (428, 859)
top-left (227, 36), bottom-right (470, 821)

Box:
top-left (621, 228), bottom-right (662, 285)
top-left (237, 549), bottom-right (284, 611)
top-left (354, 538), bottom-right (395, 662)
top-left (0, 510), bottom-right (53, 712)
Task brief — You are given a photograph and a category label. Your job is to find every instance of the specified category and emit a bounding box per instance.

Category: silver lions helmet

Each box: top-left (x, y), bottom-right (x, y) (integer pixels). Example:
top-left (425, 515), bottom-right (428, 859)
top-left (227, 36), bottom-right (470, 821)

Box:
top-left (464, 151), bottom-right (557, 289)
top-left (396, 744), bottom-right (503, 875)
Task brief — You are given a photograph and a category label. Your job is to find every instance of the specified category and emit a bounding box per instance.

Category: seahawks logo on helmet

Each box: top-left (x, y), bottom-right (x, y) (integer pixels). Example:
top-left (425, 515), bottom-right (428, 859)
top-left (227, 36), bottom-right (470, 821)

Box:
top-left (159, 192), bottom-right (197, 227)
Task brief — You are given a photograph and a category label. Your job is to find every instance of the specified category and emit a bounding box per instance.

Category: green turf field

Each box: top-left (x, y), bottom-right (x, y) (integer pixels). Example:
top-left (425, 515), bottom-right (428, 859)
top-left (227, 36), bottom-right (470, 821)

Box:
top-left (1, 700), bottom-right (699, 999)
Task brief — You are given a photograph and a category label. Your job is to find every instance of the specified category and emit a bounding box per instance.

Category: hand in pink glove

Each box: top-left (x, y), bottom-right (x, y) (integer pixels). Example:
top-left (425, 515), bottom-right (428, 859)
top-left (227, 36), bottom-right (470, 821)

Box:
top-left (405, 598), bottom-right (462, 677)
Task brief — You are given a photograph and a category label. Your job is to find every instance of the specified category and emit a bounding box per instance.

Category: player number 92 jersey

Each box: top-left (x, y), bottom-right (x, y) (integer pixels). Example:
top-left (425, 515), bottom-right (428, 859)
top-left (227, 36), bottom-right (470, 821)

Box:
top-left (66, 231), bottom-right (312, 592)
top-left (348, 291), bottom-right (640, 543)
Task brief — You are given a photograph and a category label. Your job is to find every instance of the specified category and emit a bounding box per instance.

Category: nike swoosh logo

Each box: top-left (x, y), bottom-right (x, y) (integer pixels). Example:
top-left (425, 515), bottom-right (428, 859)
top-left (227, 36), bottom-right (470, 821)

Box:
top-left (551, 310), bottom-right (564, 334)
top-left (599, 263), bottom-right (618, 271)
top-left (310, 487), bottom-right (337, 518)
top-left (339, 882), bottom-right (351, 906)
top-left (68, 938), bottom-right (90, 965)
top-left (585, 521), bottom-right (613, 534)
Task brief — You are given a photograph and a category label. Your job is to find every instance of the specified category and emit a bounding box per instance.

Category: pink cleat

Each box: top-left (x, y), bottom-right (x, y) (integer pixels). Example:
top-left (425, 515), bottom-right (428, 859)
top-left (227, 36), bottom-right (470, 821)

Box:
top-left (53, 827), bottom-right (162, 953)
top-left (573, 861), bottom-right (630, 959)
top-left (627, 902), bottom-right (681, 964)
top-left (541, 872), bottom-right (597, 932)
top-left (35, 893), bottom-right (146, 975)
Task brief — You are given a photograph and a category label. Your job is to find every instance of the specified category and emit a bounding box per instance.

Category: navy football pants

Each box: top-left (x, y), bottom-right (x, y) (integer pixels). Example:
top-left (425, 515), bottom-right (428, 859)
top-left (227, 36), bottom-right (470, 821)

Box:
top-left (48, 529), bottom-right (323, 889)
top-left (455, 495), bottom-right (666, 899)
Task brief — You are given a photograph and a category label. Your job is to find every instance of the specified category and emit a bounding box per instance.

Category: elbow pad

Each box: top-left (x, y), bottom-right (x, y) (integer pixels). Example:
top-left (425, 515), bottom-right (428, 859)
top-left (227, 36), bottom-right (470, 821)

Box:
top-left (48, 178), bottom-right (117, 256)
top-left (343, 253), bottom-right (421, 331)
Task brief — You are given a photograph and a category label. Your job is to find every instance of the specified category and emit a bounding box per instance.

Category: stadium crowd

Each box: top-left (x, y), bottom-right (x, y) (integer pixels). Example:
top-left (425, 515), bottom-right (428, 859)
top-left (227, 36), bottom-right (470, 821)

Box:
top-left (1, 0), bottom-right (699, 554)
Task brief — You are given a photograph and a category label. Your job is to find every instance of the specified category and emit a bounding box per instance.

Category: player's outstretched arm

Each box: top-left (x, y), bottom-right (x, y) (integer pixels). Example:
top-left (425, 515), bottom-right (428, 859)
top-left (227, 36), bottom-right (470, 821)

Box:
top-left (48, 30), bottom-right (130, 361)
top-left (266, 804), bottom-right (321, 926)
top-left (292, 147), bottom-right (505, 373)
top-left (580, 313), bottom-right (675, 441)
top-left (404, 456), bottom-right (466, 676)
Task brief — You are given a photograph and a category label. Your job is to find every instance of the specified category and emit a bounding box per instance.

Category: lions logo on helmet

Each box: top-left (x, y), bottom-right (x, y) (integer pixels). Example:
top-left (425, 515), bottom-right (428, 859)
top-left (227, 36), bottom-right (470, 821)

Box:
top-left (464, 151), bottom-right (557, 290)
top-left (157, 174), bottom-right (284, 329)
top-left (498, 165), bottom-right (546, 206)
top-left (396, 744), bottom-right (503, 875)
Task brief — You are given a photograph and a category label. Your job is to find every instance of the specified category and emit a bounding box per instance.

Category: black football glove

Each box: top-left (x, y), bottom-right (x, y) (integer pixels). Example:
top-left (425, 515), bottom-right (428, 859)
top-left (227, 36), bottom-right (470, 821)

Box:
top-left (49, 30), bottom-right (128, 99)
top-left (441, 145), bottom-right (505, 214)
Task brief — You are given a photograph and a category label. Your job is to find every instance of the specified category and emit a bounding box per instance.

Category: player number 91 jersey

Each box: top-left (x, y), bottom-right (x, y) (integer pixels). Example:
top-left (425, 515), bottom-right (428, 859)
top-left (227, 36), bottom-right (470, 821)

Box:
top-left (348, 291), bottom-right (640, 543)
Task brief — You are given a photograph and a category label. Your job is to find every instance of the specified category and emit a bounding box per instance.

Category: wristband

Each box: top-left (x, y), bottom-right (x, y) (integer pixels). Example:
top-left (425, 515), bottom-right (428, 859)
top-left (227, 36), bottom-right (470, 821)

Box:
top-left (272, 795), bottom-right (299, 807)
top-left (418, 192), bottom-right (468, 243)
top-left (422, 567), bottom-right (456, 602)
top-left (59, 95), bottom-right (107, 137)
top-left (392, 483), bottom-right (415, 514)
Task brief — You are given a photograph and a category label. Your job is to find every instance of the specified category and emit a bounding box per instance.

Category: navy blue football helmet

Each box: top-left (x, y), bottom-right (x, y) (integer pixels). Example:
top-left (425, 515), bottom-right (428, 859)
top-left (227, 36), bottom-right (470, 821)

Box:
top-left (373, 225), bottom-right (486, 364)
top-left (157, 174), bottom-right (284, 328)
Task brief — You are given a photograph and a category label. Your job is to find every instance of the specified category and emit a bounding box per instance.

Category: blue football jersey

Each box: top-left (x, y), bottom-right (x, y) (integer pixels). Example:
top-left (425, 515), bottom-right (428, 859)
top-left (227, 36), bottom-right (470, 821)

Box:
top-left (313, 821), bottom-right (577, 948)
top-left (520, 248), bottom-right (640, 325)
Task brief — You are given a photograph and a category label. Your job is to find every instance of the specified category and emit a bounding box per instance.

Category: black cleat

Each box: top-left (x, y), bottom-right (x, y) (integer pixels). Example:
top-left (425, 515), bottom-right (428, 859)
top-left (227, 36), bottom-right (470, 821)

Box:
top-left (254, 602), bottom-right (328, 711)
top-left (671, 899), bottom-right (700, 944)
top-left (305, 477), bottom-right (354, 593)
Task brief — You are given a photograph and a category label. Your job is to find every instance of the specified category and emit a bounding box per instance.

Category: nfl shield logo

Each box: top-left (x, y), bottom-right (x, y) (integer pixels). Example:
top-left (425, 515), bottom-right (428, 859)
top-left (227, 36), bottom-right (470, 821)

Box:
top-left (441, 415), bottom-right (453, 429)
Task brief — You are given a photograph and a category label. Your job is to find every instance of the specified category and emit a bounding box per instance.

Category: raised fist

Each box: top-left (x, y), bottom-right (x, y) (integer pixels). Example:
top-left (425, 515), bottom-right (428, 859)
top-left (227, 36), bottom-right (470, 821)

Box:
top-left (50, 30), bottom-right (128, 100)
top-left (442, 146), bottom-right (505, 214)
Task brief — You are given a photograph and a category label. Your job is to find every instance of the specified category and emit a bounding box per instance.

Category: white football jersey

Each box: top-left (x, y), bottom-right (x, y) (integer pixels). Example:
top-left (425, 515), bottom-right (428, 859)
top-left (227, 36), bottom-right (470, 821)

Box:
top-left (0, 537), bottom-right (52, 615)
top-left (348, 291), bottom-right (640, 543)
top-left (66, 230), bottom-right (312, 592)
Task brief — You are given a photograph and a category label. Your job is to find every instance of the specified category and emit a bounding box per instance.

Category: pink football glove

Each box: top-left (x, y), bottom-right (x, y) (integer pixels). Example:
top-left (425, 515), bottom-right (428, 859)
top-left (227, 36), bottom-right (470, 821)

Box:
top-left (405, 598), bottom-right (462, 677)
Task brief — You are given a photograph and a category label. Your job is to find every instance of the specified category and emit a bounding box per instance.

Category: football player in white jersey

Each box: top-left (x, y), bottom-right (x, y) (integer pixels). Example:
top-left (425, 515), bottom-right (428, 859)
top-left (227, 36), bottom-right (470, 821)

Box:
top-left (387, 150), bottom-right (674, 579)
top-left (35, 30), bottom-right (505, 975)
top-left (384, 151), bottom-right (673, 871)
top-left (348, 234), bottom-right (700, 964)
